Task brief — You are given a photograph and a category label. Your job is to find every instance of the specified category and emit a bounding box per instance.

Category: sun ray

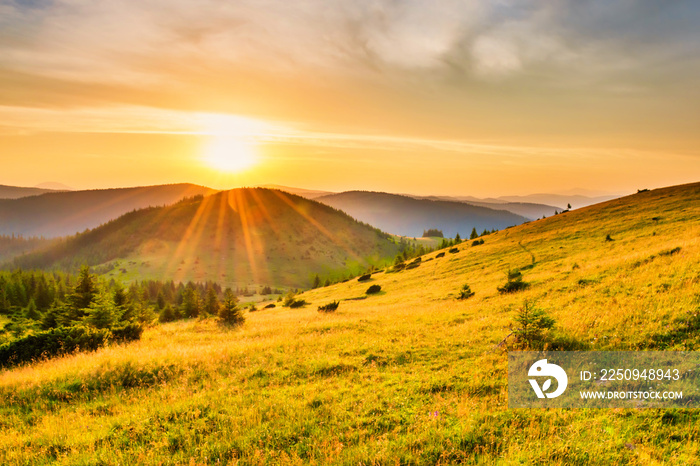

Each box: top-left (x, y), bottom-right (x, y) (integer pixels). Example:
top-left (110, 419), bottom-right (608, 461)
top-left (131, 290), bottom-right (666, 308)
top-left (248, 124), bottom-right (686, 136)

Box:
top-left (269, 189), bottom-right (364, 264)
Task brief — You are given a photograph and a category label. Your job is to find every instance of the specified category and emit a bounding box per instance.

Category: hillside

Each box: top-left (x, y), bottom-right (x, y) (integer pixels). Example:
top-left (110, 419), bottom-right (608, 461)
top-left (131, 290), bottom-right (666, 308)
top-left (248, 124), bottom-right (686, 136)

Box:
top-left (0, 183), bottom-right (217, 238)
top-left (316, 191), bottom-right (529, 237)
top-left (0, 184), bottom-right (58, 200)
top-left (0, 235), bottom-right (57, 263)
top-left (0, 182), bottom-right (698, 464)
top-left (7, 188), bottom-right (401, 288)
top-left (414, 195), bottom-right (559, 220)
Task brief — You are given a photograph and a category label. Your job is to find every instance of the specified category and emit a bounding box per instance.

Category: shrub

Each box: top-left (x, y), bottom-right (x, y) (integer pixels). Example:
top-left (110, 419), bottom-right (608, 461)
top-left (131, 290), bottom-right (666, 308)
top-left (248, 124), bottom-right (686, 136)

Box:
top-left (405, 262), bottom-right (420, 270)
top-left (497, 269), bottom-right (529, 294)
top-left (659, 247), bottom-right (681, 257)
top-left (264, 303), bottom-right (276, 309)
top-left (366, 285), bottom-right (382, 294)
top-left (457, 284), bottom-right (475, 300)
top-left (449, 247), bottom-right (459, 254)
top-left (288, 299), bottom-right (308, 308)
top-left (392, 263), bottom-right (406, 272)
top-left (436, 252), bottom-right (446, 258)
top-left (605, 234), bottom-right (614, 242)
top-left (318, 301), bottom-right (340, 313)
top-left (0, 325), bottom-right (111, 368)
top-left (111, 323), bottom-right (144, 343)
top-left (472, 239), bottom-right (484, 246)
top-left (512, 301), bottom-right (555, 349)
top-left (159, 304), bottom-right (177, 323)
top-left (357, 274), bottom-right (372, 282)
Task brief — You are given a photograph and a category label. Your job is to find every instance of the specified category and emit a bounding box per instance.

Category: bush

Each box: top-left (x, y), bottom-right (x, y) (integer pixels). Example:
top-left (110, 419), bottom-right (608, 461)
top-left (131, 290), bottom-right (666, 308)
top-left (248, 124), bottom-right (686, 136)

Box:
top-left (288, 299), bottom-right (308, 308)
top-left (659, 247), bottom-right (681, 257)
top-left (457, 284), bottom-right (475, 300)
top-left (497, 269), bottom-right (529, 294)
top-left (472, 239), bottom-right (484, 246)
top-left (218, 305), bottom-right (244, 326)
top-left (159, 304), bottom-right (177, 323)
top-left (405, 262), bottom-right (420, 270)
top-left (264, 303), bottom-right (276, 309)
top-left (110, 323), bottom-right (144, 343)
top-left (449, 247), bottom-right (459, 254)
top-left (366, 285), bottom-right (382, 294)
top-left (318, 301), bottom-right (340, 312)
top-left (357, 274), bottom-right (372, 282)
top-left (605, 234), bottom-right (614, 242)
top-left (0, 325), bottom-right (111, 368)
top-left (436, 252), bottom-right (445, 258)
top-left (392, 262), bottom-right (406, 272)
top-left (512, 301), bottom-right (555, 349)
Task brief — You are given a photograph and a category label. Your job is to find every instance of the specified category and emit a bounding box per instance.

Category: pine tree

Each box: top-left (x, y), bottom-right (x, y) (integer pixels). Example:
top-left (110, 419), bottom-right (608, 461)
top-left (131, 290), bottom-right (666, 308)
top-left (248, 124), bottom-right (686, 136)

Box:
top-left (67, 266), bottom-right (96, 321)
top-left (85, 288), bottom-right (122, 329)
top-left (41, 303), bottom-right (68, 330)
top-left (470, 228), bottom-right (478, 240)
top-left (24, 298), bottom-right (41, 320)
top-left (181, 287), bottom-right (200, 318)
top-left (204, 286), bottom-right (220, 316)
top-left (218, 288), bottom-right (244, 326)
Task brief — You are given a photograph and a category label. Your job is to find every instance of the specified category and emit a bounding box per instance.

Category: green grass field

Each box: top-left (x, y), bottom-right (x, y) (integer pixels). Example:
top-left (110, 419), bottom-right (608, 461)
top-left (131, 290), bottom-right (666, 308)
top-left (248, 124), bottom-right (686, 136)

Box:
top-left (1, 183), bottom-right (699, 465)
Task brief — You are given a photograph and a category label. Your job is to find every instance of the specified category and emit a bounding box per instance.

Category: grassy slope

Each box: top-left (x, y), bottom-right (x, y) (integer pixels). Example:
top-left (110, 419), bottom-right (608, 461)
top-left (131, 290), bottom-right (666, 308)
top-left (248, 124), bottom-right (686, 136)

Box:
top-left (0, 183), bottom-right (699, 465)
top-left (10, 188), bottom-right (400, 289)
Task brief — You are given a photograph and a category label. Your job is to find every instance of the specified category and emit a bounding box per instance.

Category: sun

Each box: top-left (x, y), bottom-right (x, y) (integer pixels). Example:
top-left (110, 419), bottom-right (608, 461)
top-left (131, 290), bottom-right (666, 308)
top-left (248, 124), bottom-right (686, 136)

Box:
top-left (204, 135), bottom-right (257, 172)
top-left (197, 113), bottom-right (270, 173)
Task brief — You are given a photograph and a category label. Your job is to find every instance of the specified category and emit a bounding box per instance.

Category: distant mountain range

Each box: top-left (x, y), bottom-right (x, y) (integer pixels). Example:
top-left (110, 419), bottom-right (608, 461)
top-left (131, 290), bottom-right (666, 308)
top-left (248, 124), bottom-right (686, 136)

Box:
top-left (315, 191), bottom-right (529, 238)
top-left (0, 183), bottom-right (216, 237)
top-left (8, 188), bottom-right (400, 288)
top-left (496, 193), bottom-right (619, 210)
top-left (257, 184), bottom-right (332, 199)
top-left (409, 195), bottom-right (559, 220)
top-left (0, 184), bottom-right (60, 200)
top-left (265, 185), bottom-right (618, 220)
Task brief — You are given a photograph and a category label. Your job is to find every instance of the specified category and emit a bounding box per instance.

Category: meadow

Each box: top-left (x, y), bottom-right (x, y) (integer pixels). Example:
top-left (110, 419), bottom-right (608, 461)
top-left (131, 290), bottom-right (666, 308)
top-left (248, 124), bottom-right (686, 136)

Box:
top-left (0, 183), bottom-right (699, 465)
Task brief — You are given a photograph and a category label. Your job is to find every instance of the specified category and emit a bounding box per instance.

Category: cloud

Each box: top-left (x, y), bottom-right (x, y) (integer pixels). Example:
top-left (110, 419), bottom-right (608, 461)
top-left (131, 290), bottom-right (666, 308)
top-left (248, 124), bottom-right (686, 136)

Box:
top-left (0, 0), bottom-right (699, 151)
top-left (3, 1), bottom-right (698, 83)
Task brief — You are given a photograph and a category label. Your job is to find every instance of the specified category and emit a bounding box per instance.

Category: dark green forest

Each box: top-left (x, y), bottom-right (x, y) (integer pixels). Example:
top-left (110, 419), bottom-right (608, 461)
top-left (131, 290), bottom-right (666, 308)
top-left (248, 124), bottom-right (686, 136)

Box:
top-left (0, 267), bottom-right (247, 367)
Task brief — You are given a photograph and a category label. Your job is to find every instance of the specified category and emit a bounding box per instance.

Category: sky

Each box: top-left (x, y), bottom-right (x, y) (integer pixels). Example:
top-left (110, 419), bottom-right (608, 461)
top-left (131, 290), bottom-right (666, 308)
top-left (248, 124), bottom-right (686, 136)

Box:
top-left (1, 0), bottom-right (699, 196)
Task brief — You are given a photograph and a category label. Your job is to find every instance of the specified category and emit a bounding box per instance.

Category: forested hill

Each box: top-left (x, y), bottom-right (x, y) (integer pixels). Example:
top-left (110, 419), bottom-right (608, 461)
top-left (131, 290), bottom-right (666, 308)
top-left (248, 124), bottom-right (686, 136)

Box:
top-left (315, 191), bottom-right (529, 237)
top-left (0, 183), bottom-right (217, 238)
top-left (7, 188), bottom-right (401, 288)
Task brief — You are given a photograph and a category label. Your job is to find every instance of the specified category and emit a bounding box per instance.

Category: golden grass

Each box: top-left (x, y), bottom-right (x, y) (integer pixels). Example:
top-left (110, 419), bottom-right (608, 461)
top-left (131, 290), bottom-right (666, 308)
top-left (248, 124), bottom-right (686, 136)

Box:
top-left (1, 183), bottom-right (699, 464)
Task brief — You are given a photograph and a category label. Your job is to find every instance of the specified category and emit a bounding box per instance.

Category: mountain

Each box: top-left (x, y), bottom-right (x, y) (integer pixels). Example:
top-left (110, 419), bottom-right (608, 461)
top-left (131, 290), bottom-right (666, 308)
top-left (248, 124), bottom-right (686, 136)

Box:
top-left (4, 182), bottom-right (699, 464)
top-left (8, 188), bottom-right (400, 288)
top-left (0, 183), bottom-right (217, 238)
top-left (257, 184), bottom-right (334, 199)
top-left (34, 182), bottom-right (74, 191)
top-left (0, 184), bottom-right (59, 200)
top-left (315, 191), bottom-right (529, 237)
top-left (411, 195), bottom-right (559, 220)
top-left (497, 193), bottom-right (620, 209)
